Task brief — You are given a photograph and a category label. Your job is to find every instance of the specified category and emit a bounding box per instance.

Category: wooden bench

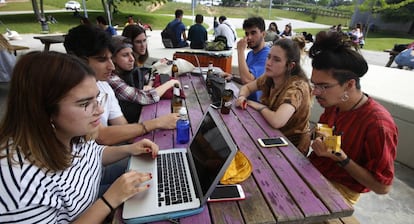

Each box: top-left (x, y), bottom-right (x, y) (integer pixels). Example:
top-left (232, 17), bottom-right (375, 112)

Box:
top-left (0, 34), bottom-right (29, 56)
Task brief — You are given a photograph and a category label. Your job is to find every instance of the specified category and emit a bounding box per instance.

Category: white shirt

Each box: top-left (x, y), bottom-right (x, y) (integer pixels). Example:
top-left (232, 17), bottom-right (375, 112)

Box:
top-left (0, 140), bottom-right (105, 223)
top-left (215, 20), bottom-right (237, 48)
top-left (97, 81), bottom-right (124, 126)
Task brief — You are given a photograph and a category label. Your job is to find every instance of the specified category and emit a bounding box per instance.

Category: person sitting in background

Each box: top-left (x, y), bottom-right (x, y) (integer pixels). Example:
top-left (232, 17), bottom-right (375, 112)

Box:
top-left (109, 36), bottom-right (180, 123)
top-left (125, 15), bottom-right (137, 26)
top-left (336, 24), bottom-right (343, 33)
top-left (80, 16), bottom-right (91, 25)
top-left (188, 14), bottom-right (208, 49)
top-left (214, 15), bottom-right (237, 49)
top-left (292, 35), bottom-right (310, 77)
top-left (0, 36), bottom-right (16, 82)
top-left (235, 38), bottom-right (311, 154)
top-left (64, 24), bottom-right (178, 146)
top-left (308, 31), bottom-right (397, 205)
top-left (122, 25), bottom-right (154, 91)
top-left (96, 15), bottom-right (117, 36)
top-left (213, 16), bottom-right (219, 35)
top-left (0, 51), bottom-right (158, 223)
top-left (280, 23), bottom-right (293, 38)
top-left (349, 23), bottom-right (364, 49)
top-left (137, 18), bottom-right (153, 31)
top-left (122, 24), bottom-right (152, 78)
top-left (264, 22), bottom-right (280, 45)
top-left (395, 42), bottom-right (414, 69)
top-left (222, 16), bottom-right (270, 102)
top-left (164, 9), bottom-right (188, 47)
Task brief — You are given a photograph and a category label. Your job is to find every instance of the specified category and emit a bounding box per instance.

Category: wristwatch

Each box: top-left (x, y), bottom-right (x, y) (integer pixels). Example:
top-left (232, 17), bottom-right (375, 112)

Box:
top-left (337, 157), bottom-right (351, 168)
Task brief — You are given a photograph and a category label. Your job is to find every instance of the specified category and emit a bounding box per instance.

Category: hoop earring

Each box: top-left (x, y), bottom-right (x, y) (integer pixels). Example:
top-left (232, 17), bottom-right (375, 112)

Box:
top-left (341, 91), bottom-right (349, 102)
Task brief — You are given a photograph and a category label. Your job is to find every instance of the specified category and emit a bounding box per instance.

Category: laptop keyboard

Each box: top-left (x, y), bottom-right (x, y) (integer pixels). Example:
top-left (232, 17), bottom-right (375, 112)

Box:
top-left (157, 152), bottom-right (193, 207)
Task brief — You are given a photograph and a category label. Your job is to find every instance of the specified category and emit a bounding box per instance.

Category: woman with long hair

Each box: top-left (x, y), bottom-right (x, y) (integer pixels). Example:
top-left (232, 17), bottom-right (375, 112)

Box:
top-left (235, 38), bottom-right (312, 154)
top-left (0, 51), bottom-right (158, 223)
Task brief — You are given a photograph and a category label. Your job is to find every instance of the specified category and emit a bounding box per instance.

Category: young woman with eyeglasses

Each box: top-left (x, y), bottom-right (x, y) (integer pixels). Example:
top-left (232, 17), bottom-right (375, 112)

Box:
top-left (308, 31), bottom-right (398, 205)
top-left (0, 51), bottom-right (158, 223)
top-left (235, 38), bottom-right (312, 155)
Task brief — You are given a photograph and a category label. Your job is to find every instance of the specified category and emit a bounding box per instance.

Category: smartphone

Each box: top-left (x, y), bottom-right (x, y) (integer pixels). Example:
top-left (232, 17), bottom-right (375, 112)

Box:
top-left (258, 137), bottom-right (288, 147)
top-left (207, 184), bottom-right (245, 202)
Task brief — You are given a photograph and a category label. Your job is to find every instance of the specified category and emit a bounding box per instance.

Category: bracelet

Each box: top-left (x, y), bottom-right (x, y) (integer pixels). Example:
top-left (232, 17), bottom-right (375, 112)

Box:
top-left (140, 122), bottom-right (149, 134)
top-left (100, 196), bottom-right (114, 212)
top-left (257, 106), bottom-right (267, 112)
top-left (337, 157), bottom-right (351, 168)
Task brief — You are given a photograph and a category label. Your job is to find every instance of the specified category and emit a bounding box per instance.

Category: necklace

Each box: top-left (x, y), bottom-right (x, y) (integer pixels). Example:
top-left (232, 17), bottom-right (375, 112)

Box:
top-left (349, 93), bottom-right (365, 111)
top-left (333, 93), bottom-right (365, 135)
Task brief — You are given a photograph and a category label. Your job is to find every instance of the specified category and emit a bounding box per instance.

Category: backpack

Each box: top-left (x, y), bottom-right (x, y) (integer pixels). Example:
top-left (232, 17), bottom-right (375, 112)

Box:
top-left (204, 35), bottom-right (228, 51)
top-left (205, 73), bottom-right (225, 106)
top-left (161, 23), bottom-right (179, 48)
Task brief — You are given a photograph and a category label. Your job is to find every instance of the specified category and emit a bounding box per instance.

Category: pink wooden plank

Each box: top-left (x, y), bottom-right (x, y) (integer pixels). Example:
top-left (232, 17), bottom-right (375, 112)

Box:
top-left (135, 103), bottom-right (157, 142)
top-left (249, 107), bottom-right (354, 218)
top-left (222, 106), bottom-right (304, 222)
top-left (179, 75), bottom-right (204, 135)
top-left (237, 108), bottom-right (330, 218)
top-left (153, 100), bottom-right (175, 149)
top-left (179, 206), bottom-right (211, 224)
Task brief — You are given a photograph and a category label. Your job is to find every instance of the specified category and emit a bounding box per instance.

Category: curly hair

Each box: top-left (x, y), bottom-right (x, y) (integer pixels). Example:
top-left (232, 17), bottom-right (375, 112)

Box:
top-left (309, 31), bottom-right (368, 89)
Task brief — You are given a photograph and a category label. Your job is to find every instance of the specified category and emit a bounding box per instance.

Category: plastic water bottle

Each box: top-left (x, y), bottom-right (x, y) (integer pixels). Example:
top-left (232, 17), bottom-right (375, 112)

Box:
top-left (176, 107), bottom-right (190, 144)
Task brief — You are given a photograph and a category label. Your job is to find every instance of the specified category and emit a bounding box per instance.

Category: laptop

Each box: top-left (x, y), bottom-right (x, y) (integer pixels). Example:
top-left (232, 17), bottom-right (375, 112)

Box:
top-left (122, 108), bottom-right (238, 223)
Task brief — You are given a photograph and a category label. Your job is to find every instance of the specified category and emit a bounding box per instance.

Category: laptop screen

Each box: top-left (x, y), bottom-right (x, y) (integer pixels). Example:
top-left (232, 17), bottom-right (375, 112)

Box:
top-left (189, 110), bottom-right (233, 198)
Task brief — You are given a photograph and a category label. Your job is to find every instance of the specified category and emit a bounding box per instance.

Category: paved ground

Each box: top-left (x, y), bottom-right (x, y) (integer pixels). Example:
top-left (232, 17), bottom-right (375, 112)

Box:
top-left (1, 26), bottom-right (413, 224)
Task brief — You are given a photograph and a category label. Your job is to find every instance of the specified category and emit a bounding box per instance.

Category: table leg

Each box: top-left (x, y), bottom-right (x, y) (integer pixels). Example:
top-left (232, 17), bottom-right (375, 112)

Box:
top-left (44, 43), bottom-right (51, 52)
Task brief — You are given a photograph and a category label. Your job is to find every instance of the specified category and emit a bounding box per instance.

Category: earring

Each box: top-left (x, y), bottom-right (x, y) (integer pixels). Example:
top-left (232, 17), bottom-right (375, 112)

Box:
top-left (50, 121), bottom-right (56, 132)
top-left (341, 91), bottom-right (349, 102)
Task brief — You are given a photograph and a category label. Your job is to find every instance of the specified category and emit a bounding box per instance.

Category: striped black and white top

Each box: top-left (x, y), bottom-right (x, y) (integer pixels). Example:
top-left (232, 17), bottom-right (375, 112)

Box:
top-left (0, 140), bottom-right (105, 223)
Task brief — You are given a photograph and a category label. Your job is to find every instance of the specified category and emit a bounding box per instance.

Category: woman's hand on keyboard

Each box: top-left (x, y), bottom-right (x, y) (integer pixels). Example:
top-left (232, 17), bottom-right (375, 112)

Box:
top-left (104, 170), bottom-right (153, 209)
top-left (130, 138), bottom-right (159, 159)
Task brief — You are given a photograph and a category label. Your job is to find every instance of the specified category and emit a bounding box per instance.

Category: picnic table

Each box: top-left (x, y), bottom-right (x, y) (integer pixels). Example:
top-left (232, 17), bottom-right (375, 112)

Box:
top-left (116, 73), bottom-right (355, 224)
top-left (33, 34), bottom-right (65, 51)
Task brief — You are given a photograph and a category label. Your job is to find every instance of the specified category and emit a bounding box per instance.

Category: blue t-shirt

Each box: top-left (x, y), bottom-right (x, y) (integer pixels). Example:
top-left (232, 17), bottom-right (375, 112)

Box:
top-left (246, 46), bottom-right (270, 101)
top-left (167, 19), bottom-right (187, 47)
top-left (106, 26), bottom-right (117, 36)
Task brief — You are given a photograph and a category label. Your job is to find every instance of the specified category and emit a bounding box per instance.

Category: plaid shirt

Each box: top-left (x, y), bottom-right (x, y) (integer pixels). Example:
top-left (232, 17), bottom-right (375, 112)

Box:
top-left (108, 74), bottom-right (160, 105)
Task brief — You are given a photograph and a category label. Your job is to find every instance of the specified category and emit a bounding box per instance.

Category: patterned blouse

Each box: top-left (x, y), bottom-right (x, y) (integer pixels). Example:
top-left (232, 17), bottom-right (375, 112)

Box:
top-left (256, 75), bottom-right (312, 153)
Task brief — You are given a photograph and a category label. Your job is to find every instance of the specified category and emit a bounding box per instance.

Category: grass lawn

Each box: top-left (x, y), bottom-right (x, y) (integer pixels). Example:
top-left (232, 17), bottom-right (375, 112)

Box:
top-left (0, 0), bottom-right (412, 51)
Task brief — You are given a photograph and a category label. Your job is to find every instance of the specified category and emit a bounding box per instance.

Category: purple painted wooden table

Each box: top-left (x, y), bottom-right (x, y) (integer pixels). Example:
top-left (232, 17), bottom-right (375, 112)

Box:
top-left (118, 74), bottom-right (354, 224)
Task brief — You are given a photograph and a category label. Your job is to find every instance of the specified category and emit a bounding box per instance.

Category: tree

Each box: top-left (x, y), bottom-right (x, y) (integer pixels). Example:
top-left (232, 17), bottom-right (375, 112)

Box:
top-left (359, 0), bottom-right (414, 22)
top-left (30, 0), bottom-right (165, 32)
top-left (31, 0), bottom-right (49, 33)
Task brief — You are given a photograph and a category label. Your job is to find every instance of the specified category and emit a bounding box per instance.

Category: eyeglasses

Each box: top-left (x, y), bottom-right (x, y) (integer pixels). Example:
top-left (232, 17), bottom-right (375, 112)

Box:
top-left (310, 82), bottom-right (339, 94)
top-left (83, 93), bottom-right (107, 114)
